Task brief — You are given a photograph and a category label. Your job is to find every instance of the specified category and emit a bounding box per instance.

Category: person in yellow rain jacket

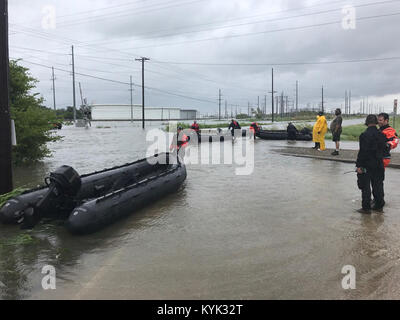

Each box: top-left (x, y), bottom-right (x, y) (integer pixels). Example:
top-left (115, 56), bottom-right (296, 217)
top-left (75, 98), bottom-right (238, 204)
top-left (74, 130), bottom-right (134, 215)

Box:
top-left (312, 111), bottom-right (328, 150)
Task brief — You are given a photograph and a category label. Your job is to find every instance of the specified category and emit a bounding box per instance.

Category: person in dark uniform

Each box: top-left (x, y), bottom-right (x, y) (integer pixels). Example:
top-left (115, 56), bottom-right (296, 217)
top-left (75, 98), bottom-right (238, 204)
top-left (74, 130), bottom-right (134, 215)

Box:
top-left (356, 114), bottom-right (387, 213)
top-left (286, 122), bottom-right (298, 141)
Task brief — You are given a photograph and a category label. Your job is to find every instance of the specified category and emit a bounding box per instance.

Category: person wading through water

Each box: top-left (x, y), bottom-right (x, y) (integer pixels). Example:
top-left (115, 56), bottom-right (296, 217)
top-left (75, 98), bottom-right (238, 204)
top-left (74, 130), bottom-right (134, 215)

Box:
top-left (312, 111), bottom-right (328, 151)
top-left (228, 119), bottom-right (241, 139)
top-left (249, 122), bottom-right (260, 139)
top-left (170, 126), bottom-right (189, 158)
top-left (356, 114), bottom-right (386, 213)
top-left (190, 121), bottom-right (200, 140)
top-left (330, 108), bottom-right (343, 156)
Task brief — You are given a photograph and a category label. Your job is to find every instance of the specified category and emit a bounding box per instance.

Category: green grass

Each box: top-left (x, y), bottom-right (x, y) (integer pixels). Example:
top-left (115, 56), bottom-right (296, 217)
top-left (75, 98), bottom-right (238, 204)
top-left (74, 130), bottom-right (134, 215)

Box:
top-left (0, 188), bottom-right (27, 208)
top-left (324, 124), bottom-right (365, 141)
top-left (0, 234), bottom-right (37, 248)
top-left (325, 119), bottom-right (400, 141)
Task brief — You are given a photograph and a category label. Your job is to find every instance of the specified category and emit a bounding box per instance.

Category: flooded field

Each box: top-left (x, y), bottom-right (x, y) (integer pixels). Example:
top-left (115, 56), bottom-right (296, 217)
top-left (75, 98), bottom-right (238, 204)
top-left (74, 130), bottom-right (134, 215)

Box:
top-left (2, 121), bottom-right (400, 299)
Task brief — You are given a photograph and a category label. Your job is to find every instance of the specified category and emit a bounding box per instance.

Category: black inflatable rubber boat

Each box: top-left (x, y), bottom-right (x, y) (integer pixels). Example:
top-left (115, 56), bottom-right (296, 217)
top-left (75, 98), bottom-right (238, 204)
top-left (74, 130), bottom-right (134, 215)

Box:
top-left (0, 153), bottom-right (186, 234)
top-left (187, 129), bottom-right (248, 144)
top-left (256, 129), bottom-right (312, 141)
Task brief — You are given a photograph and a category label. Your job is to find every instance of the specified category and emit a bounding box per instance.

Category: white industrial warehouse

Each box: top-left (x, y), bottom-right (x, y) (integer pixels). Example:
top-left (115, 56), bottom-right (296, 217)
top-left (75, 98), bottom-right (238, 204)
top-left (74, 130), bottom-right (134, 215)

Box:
top-left (90, 104), bottom-right (198, 121)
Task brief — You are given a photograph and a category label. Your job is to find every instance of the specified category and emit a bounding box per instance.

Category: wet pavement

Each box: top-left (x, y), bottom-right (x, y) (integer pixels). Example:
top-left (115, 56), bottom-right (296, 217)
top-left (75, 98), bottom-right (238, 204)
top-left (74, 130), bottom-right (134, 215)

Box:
top-left (2, 121), bottom-right (400, 300)
top-left (276, 146), bottom-right (400, 168)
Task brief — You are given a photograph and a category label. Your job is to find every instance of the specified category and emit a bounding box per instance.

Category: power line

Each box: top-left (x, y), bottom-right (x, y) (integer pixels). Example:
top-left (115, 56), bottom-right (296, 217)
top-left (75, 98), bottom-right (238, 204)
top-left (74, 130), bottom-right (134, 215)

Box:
top-left (57, 0), bottom-right (207, 28)
top-left (89, 0), bottom-right (400, 45)
top-left (14, 58), bottom-right (217, 105)
top-left (154, 56), bottom-right (400, 66)
top-left (78, 0), bottom-right (353, 46)
top-left (121, 10), bottom-right (400, 50)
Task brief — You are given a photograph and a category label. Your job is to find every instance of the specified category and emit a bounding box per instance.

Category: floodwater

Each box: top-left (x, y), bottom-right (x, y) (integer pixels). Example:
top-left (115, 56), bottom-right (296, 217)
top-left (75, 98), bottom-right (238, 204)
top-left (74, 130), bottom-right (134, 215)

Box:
top-left (2, 121), bottom-right (400, 300)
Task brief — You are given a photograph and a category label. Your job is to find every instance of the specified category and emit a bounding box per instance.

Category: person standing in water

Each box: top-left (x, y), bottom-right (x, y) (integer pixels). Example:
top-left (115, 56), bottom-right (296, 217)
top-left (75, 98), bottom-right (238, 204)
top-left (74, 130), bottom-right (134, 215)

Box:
top-left (356, 115), bottom-right (386, 213)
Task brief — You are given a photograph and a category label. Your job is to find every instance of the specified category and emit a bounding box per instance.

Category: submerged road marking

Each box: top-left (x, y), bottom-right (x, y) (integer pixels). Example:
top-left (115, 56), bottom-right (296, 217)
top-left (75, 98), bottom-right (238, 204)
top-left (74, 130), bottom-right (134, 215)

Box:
top-left (74, 246), bottom-right (126, 299)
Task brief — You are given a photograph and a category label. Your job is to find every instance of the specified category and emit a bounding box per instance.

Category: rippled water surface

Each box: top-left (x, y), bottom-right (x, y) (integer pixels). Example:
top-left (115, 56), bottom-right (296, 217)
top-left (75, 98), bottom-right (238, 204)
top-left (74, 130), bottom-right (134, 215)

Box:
top-left (1, 121), bottom-right (400, 300)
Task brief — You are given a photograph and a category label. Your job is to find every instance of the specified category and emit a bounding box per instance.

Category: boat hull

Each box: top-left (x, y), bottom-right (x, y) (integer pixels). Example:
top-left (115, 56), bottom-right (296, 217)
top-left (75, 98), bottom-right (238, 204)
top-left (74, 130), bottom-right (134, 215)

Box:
top-left (256, 130), bottom-right (312, 141)
top-left (0, 154), bottom-right (184, 226)
top-left (66, 162), bottom-right (186, 234)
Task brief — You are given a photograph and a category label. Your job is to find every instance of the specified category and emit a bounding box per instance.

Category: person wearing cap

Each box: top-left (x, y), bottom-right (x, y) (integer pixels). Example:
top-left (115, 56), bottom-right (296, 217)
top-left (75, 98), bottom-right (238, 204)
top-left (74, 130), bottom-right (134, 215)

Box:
top-left (356, 114), bottom-right (386, 213)
top-left (312, 111), bottom-right (328, 151)
top-left (170, 126), bottom-right (189, 155)
top-left (330, 108), bottom-right (343, 155)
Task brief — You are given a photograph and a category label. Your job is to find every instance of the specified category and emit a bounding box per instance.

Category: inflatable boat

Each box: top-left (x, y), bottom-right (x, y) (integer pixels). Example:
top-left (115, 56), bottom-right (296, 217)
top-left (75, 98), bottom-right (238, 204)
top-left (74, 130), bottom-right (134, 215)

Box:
top-left (187, 129), bottom-right (248, 144)
top-left (256, 129), bottom-right (312, 141)
top-left (0, 153), bottom-right (186, 234)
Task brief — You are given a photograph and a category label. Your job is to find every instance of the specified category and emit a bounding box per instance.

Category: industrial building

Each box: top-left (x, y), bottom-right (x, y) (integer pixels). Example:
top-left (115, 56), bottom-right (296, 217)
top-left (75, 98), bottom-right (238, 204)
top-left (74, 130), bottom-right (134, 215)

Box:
top-left (90, 104), bottom-right (198, 121)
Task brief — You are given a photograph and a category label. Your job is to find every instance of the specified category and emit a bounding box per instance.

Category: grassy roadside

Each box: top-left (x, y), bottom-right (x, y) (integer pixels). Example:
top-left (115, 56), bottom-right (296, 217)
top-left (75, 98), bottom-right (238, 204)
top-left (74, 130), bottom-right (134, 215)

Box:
top-left (325, 119), bottom-right (400, 141)
top-left (0, 188), bottom-right (27, 208)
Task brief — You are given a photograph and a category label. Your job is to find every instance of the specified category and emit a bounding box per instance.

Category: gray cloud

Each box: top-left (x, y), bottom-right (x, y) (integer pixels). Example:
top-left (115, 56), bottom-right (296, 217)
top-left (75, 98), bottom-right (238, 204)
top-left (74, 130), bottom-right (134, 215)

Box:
top-left (8, 0), bottom-right (400, 114)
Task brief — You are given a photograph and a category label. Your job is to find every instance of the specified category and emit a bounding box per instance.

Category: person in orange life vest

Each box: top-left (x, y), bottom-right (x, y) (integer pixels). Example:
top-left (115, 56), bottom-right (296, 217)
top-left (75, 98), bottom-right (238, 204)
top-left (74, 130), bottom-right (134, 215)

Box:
top-left (378, 113), bottom-right (399, 169)
top-left (190, 121), bottom-right (200, 133)
top-left (249, 122), bottom-right (260, 139)
top-left (170, 126), bottom-right (189, 152)
top-left (250, 122), bottom-right (260, 139)
top-left (228, 119), bottom-right (241, 137)
top-left (190, 120), bottom-right (200, 140)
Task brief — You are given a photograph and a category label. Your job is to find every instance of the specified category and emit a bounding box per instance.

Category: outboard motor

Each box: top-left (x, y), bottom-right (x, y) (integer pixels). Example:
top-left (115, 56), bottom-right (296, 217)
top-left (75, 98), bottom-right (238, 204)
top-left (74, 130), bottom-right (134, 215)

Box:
top-left (20, 166), bottom-right (81, 229)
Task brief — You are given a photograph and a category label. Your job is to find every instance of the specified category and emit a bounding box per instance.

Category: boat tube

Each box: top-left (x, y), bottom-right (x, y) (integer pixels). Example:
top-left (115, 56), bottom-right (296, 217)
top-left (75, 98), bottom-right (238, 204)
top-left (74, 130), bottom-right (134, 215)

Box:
top-left (67, 158), bottom-right (186, 234)
top-left (256, 129), bottom-right (312, 141)
top-left (0, 153), bottom-right (186, 233)
top-left (187, 129), bottom-right (248, 144)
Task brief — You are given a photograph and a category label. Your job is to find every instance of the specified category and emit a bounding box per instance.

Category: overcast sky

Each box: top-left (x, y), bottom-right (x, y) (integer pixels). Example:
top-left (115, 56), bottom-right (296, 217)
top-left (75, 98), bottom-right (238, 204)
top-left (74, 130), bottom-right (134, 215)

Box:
top-left (8, 0), bottom-right (400, 115)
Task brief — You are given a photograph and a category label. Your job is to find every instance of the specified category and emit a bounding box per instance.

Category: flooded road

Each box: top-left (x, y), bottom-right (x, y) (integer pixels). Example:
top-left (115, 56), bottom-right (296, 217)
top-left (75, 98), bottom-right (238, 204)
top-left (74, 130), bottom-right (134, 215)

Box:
top-left (2, 121), bottom-right (400, 300)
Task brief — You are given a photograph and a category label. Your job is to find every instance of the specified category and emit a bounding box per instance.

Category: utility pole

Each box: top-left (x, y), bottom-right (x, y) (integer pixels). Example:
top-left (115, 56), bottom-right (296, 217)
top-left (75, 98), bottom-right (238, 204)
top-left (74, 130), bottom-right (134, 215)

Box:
top-left (349, 90), bottom-right (351, 115)
top-left (71, 45), bottom-right (76, 124)
top-left (225, 100), bottom-right (227, 118)
top-left (257, 96), bottom-right (260, 111)
top-left (135, 57), bottom-right (150, 129)
top-left (51, 67), bottom-right (56, 110)
top-left (129, 76), bottom-right (134, 123)
top-left (296, 80), bottom-right (298, 112)
top-left (321, 86), bottom-right (324, 113)
top-left (264, 95), bottom-right (267, 116)
top-left (269, 68), bottom-right (277, 122)
top-left (79, 82), bottom-right (84, 107)
top-left (285, 96), bottom-right (288, 117)
top-left (0, 0), bottom-right (12, 194)
top-left (218, 89), bottom-right (221, 120)
top-left (345, 91), bottom-right (348, 115)
top-left (248, 101), bottom-right (250, 117)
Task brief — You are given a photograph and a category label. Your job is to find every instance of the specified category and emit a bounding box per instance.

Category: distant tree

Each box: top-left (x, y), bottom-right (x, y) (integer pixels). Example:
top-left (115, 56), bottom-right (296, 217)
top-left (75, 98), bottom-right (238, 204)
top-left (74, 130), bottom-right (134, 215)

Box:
top-left (254, 107), bottom-right (264, 119)
top-left (10, 60), bottom-right (61, 164)
top-left (56, 107), bottom-right (83, 120)
top-left (236, 113), bottom-right (249, 119)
